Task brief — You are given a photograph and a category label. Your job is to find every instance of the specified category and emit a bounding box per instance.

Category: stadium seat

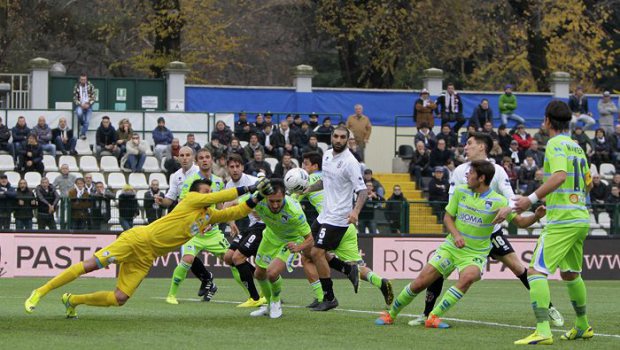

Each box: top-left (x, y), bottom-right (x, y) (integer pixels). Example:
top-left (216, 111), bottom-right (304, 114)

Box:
top-left (149, 172), bottom-right (169, 190)
top-left (142, 156), bottom-right (161, 172)
top-left (128, 173), bottom-right (149, 190)
top-left (5, 171), bottom-right (21, 185)
top-left (599, 163), bottom-right (616, 180)
top-left (532, 228), bottom-right (543, 236)
top-left (24, 172), bottom-right (42, 188)
top-left (598, 212), bottom-right (611, 226)
top-left (70, 172), bottom-right (83, 179)
top-left (517, 229), bottom-right (529, 235)
top-left (291, 158), bottom-right (299, 167)
top-left (590, 163), bottom-right (598, 177)
top-left (58, 155), bottom-right (79, 172)
top-left (145, 139), bottom-right (154, 156)
top-left (0, 154), bottom-right (15, 171)
top-left (45, 171), bottom-right (61, 183)
top-left (265, 157), bottom-right (279, 171)
top-left (239, 141), bottom-right (248, 148)
top-left (398, 145), bottom-right (415, 159)
top-left (101, 156), bottom-right (121, 172)
top-left (591, 228), bottom-right (608, 236)
top-left (317, 142), bottom-right (329, 153)
top-left (107, 172), bottom-right (127, 190)
top-left (42, 155), bottom-right (59, 172)
top-left (80, 155), bottom-right (100, 172)
top-left (136, 190), bottom-right (147, 199)
top-left (589, 214), bottom-right (601, 229)
top-left (90, 172), bottom-right (107, 187)
top-left (75, 139), bottom-right (92, 155)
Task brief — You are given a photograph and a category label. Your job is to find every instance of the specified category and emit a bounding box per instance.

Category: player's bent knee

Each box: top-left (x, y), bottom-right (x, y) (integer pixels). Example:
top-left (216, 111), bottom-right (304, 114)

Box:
top-left (266, 269), bottom-right (280, 282)
top-left (560, 271), bottom-right (579, 281)
top-left (254, 267), bottom-right (267, 280)
top-left (223, 250), bottom-right (234, 265)
top-left (114, 290), bottom-right (130, 306)
top-left (182, 255), bottom-right (195, 265)
top-left (311, 247), bottom-right (325, 259)
top-left (232, 251), bottom-right (248, 265)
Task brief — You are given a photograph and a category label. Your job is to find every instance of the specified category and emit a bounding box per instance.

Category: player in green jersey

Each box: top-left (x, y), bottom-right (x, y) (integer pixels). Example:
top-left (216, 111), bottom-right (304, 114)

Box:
top-left (294, 152), bottom-right (393, 308)
top-left (249, 179), bottom-right (314, 319)
top-left (375, 160), bottom-right (544, 327)
top-left (513, 101), bottom-right (594, 345)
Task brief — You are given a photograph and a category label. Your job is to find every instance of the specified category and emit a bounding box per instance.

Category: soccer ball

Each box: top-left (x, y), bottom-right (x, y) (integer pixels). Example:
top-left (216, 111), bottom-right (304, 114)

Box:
top-left (284, 168), bottom-right (310, 193)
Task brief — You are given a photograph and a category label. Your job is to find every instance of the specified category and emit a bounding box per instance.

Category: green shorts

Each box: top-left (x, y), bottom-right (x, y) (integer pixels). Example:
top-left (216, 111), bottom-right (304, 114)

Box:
top-left (530, 225), bottom-right (588, 275)
top-left (255, 229), bottom-right (303, 269)
top-left (429, 242), bottom-right (488, 278)
top-left (331, 224), bottom-right (363, 264)
top-left (181, 229), bottom-right (229, 258)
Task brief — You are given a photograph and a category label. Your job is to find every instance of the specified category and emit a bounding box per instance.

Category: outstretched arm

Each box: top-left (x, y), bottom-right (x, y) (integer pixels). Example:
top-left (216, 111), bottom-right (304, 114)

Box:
top-left (512, 205), bottom-right (546, 228)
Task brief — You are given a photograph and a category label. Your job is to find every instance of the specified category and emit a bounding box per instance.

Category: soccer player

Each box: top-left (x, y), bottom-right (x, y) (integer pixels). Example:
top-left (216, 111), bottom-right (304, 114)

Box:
top-left (166, 148), bottom-right (226, 304)
top-left (222, 153), bottom-right (267, 307)
top-left (304, 126), bottom-right (368, 311)
top-left (410, 132), bottom-right (564, 327)
top-left (375, 160), bottom-right (544, 327)
top-left (295, 151), bottom-right (393, 308)
top-left (513, 101), bottom-right (593, 345)
top-left (248, 179), bottom-right (314, 318)
top-left (24, 178), bottom-right (274, 317)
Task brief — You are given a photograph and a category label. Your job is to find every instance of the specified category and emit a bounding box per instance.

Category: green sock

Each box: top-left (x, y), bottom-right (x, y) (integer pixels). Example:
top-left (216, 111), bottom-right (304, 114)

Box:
top-left (257, 279), bottom-right (271, 303)
top-left (528, 274), bottom-right (552, 337)
top-left (310, 280), bottom-right (324, 302)
top-left (231, 267), bottom-right (250, 297)
top-left (366, 271), bottom-right (383, 288)
top-left (388, 284), bottom-right (417, 318)
top-left (168, 261), bottom-right (191, 297)
top-left (271, 276), bottom-right (283, 302)
top-left (566, 276), bottom-right (589, 330)
top-left (430, 286), bottom-right (464, 317)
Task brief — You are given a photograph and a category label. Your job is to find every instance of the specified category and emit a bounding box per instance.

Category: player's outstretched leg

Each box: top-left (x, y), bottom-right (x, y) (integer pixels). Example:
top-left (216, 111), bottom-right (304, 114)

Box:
top-left (560, 274), bottom-right (593, 341)
top-left (327, 256), bottom-right (359, 293)
top-left (191, 257), bottom-right (215, 300)
top-left (167, 259), bottom-right (192, 305)
top-left (360, 267), bottom-right (393, 306)
top-left (425, 265), bottom-right (480, 329)
top-left (235, 261), bottom-right (262, 306)
top-left (514, 272), bottom-right (554, 345)
top-left (62, 290), bottom-right (124, 318)
top-left (408, 276), bottom-right (444, 326)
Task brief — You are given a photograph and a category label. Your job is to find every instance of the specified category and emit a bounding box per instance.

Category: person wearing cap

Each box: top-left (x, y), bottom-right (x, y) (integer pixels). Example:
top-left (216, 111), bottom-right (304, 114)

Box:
top-left (436, 82), bottom-right (465, 134)
top-left (568, 86), bottom-right (595, 131)
top-left (363, 168), bottom-right (385, 198)
top-left (414, 89), bottom-right (437, 130)
top-left (316, 117), bottom-right (334, 145)
top-left (234, 112), bottom-right (252, 142)
top-left (470, 98), bottom-right (494, 131)
top-left (499, 84), bottom-right (525, 128)
top-left (507, 139), bottom-right (521, 166)
top-left (598, 91), bottom-right (618, 136)
top-left (512, 124), bottom-right (532, 157)
top-left (308, 113), bottom-right (319, 130)
top-left (346, 104), bottom-right (372, 161)
top-left (427, 166), bottom-right (449, 221)
top-left (0, 174), bottom-right (16, 230)
top-left (152, 117), bottom-right (174, 162)
top-left (0, 116), bottom-right (15, 159)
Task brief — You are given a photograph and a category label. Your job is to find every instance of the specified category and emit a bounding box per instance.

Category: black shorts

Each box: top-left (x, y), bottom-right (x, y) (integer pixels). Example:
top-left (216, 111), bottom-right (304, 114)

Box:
top-left (229, 223), bottom-right (265, 257)
top-left (489, 229), bottom-right (515, 258)
top-left (311, 219), bottom-right (348, 251)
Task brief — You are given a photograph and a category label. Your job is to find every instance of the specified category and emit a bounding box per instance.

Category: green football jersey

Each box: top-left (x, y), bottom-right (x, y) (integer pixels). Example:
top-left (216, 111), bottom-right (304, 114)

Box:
top-left (292, 171), bottom-right (324, 213)
top-left (179, 172), bottom-right (225, 236)
top-left (254, 195), bottom-right (310, 243)
top-left (445, 185), bottom-right (516, 253)
top-left (543, 134), bottom-right (591, 226)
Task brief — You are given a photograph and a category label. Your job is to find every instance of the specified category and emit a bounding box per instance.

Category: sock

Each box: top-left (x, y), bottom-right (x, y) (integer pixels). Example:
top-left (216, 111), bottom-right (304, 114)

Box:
top-left (168, 261), bottom-right (191, 297)
top-left (388, 284), bottom-right (418, 318)
top-left (230, 266), bottom-right (250, 297)
top-left (270, 276), bottom-right (283, 302)
top-left (37, 262), bottom-right (86, 297)
top-left (257, 279), bottom-right (272, 303)
top-left (424, 277), bottom-right (444, 316)
top-left (528, 274), bottom-right (552, 337)
top-left (236, 262), bottom-right (260, 300)
top-left (190, 257), bottom-right (211, 282)
top-left (566, 276), bottom-right (589, 330)
top-left (319, 278), bottom-right (335, 301)
top-left (328, 257), bottom-right (351, 275)
top-left (430, 286), bottom-right (464, 317)
top-left (310, 280), bottom-right (324, 302)
top-left (70, 291), bottom-right (118, 307)
top-left (366, 271), bottom-right (382, 288)
top-left (518, 270), bottom-right (530, 289)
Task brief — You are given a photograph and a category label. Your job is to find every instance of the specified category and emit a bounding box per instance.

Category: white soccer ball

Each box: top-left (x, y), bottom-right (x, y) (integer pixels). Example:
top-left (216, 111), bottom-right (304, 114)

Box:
top-left (284, 168), bottom-right (310, 193)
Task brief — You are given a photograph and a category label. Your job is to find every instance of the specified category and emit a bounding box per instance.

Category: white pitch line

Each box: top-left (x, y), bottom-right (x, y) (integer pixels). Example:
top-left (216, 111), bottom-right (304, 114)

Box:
top-left (153, 297), bottom-right (620, 340)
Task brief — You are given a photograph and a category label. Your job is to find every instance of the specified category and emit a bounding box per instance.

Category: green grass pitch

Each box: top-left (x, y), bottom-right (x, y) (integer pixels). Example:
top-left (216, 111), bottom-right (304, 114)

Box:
top-left (2, 278), bottom-right (619, 349)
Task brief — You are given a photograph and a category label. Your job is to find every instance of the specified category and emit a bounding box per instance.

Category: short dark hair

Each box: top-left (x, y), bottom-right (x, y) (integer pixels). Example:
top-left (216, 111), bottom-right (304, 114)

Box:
top-left (470, 160), bottom-right (495, 186)
top-left (447, 82), bottom-right (455, 87)
top-left (227, 153), bottom-right (244, 166)
top-left (102, 116), bottom-right (110, 121)
top-left (303, 152), bottom-right (322, 170)
top-left (545, 100), bottom-right (571, 131)
top-left (80, 73), bottom-right (87, 77)
top-left (332, 125), bottom-right (350, 138)
top-left (469, 132), bottom-right (493, 154)
top-left (269, 178), bottom-right (286, 195)
top-left (189, 178), bottom-right (213, 192)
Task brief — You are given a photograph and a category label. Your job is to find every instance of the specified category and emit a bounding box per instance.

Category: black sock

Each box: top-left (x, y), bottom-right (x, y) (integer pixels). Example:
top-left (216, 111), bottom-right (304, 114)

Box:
top-left (517, 269), bottom-right (529, 289)
top-left (319, 278), bottom-right (335, 301)
top-left (424, 277), bottom-right (444, 316)
top-left (328, 257), bottom-right (351, 275)
top-left (235, 262), bottom-right (260, 300)
top-left (191, 257), bottom-right (211, 282)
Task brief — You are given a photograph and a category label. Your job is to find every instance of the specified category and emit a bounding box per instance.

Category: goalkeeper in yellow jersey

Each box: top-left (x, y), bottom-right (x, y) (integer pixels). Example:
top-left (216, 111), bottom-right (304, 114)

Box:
top-left (24, 178), bottom-right (274, 318)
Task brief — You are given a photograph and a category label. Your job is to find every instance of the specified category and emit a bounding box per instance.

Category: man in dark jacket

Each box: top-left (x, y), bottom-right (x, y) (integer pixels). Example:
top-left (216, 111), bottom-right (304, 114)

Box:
top-left (429, 139), bottom-right (454, 169)
top-left (0, 116), bottom-right (15, 159)
top-left (435, 124), bottom-right (458, 151)
top-left (0, 174), bottom-right (16, 229)
top-left (211, 120), bottom-right (233, 147)
top-left (95, 116), bottom-right (120, 157)
top-left (11, 116), bottom-right (30, 153)
top-left (19, 134), bottom-right (44, 175)
top-left (470, 99), bottom-right (494, 131)
top-left (301, 134), bottom-right (324, 157)
top-left (234, 112), bottom-right (253, 142)
top-left (568, 86), bottom-right (595, 131)
top-left (244, 149), bottom-right (273, 177)
top-left (52, 117), bottom-right (77, 155)
top-left (90, 182), bottom-right (114, 230)
top-left (152, 117), bottom-right (174, 162)
top-left (144, 179), bottom-right (166, 224)
top-left (118, 185), bottom-right (139, 231)
top-left (35, 177), bottom-right (59, 230)
top-left (427, 166), bottom-right (449, 222)
top-left (31, 116), bottom-right (56, 156)
top-left (261, 123), bottom-right (284, 160)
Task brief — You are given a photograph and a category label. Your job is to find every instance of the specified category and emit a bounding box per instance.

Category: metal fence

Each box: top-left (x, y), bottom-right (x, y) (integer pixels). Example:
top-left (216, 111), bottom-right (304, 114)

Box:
top-left (0, 74), bottom-right (29, 109)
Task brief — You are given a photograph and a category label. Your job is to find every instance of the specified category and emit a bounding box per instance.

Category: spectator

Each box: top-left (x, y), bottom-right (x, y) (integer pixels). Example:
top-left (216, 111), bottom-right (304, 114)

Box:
top-left (502, 156), bottom-right (518, 190)
top-left (153, 117), bottom-right (173, 162)
top-left (53, 164), bottom-right (77, 196)
top-left (279, 121), bottom-right (300, 160)
top-left (460, 125), bottom-right (477, 146)
top-left (234, 112), bottom-right (252, 142)
top-left (35, 177), bottom-right (59, 230)
top-left (184, 133), bottom-right (201, 154)
top-left (470, 98), bottom-right (494, 131)
top-left (568, 86), bottom-right (595, 131)
top-left (68, 178), bottom-right (91, 230)
top-left (499, 84), bottom-right (525, 127)
top-left (429, 139), bottom-right (454, 169)
top-left (18, 134), bottom-right (44, 175)
top-left (83, 173), bottom-right (96, 195)
top-left (592, 128), bottom-right (613, 169)
top-left (445, 158), bottom-right (456, 178)
top-left (413, 89), bottom-right (437, 129)
top-left (497, 125), bottom-right (513, 154)
top-left (482, 121), bottom-right (498, 140)
top-left (512, 124), bottom-right (532, 157)
top-left (302, 134), bottom-right (323, 156)
top-left (590, 174), bottom-right (608, 223)
top-left (14, 179), bottom-right (36, 230)
top-left (205, 137), bottom-right (227, 160)
top-left (533, 122), bottom-right (550, 151)
top-left (409, 141), bottom-right (431, 190)
top-left (386, 185), bottom-right (408, 234)
top-left (115, 118), bottom-right (133, 156)
top-left (73, 73), bottom-right (95, 139)
top-left (0, 174), bottom-right (16, 229)
top-left (428, 166), bottom-right (449, 221)
top-left (122, 133), bottom-right (148, 172)
top-left (211, 120), bottom-right (233, 146)
top-left (212, 153), bottom-right (230, 182)
top-left (315, 117), bottom-right (334, 145)
top-left (263, 112), bottom-right (276, 130)
top-left (348, 137), bottom-right (362, 162)
top-left (90, 181), bottom-right (114, 230)
top-left (118, 184), bottom-right (139, 230)
top-left (489, 139), bottom-right (504, 164)
top-left (363, 168), bottom-right (385, 198)
top-left (144, 179), bottom-right (166, 224)
top-left (611, 125), bottom-right (620, 166)
top-left (253, 113), bottom-right (265, 131)
top-left (358, 181), bottom-right (383, 234)
top-left (95, 116), bottom-right (120, 158)
top-left (274, 152), bottom-right (297, 178)
top-left (612, 174), bottom-right (620, 188)
top-left (243, 133), bottom-right (264, 162)
top-left (606, 186), bottom-right (620, 233)
top-left (285, 114), bottom-right (295, 128)
top-left (435, 82), bottom-right (465, 133)
top-left (31, 116), bottom-right (56, 156)
top-left (291, 114), bottom-right (303, 131)
top-left (297, 121), bottom-right (311, 149)
top-left (518, 156), bottom-right (538, 194)
top-left (453, 144), bottom-right (467, 166)
top-left (436, 124), bottom-right (458, 151)
top-left (52, 117), bottom-right (77, 155)
top-left (525, 140), bottom-right (544, 167)
top-left (414, 125), bottom-right (436, 150)
top-left (11, 116), bottom-right (30, 152)
top-left (598, 91), bottom-right (618, 136)
top-left (524, 169), bottom-right (544, 196)
top-left (227, 137), bottom-right (246, 162)
top-left (163, 138), bottom-right (181, 176)
top-left (0, 116), bottom-right (15, 159)
top-left (261, 124), bottom-right (283, 160)
top-left (308, 113), bottom-right (319, 130)
top-left (244, 149), bottom-right (272, 177)
top-left (506, 140), bottom-right (521, 166)
top-left (572, 126), bottom-right (593, 157)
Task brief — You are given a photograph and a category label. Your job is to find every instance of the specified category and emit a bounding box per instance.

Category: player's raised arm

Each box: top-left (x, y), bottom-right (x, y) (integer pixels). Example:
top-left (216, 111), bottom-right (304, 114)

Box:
top-left (304, 179), bottom-right (323, 193)
top-left (184, 178), bottom-right (271, 210)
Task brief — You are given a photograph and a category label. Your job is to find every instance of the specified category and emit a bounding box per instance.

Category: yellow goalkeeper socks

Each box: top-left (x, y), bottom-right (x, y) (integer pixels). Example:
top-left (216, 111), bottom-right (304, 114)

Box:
top-left (37, 262), bottom-right (86, 297)
top-left (71, 291), bottom-right (119, 307)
